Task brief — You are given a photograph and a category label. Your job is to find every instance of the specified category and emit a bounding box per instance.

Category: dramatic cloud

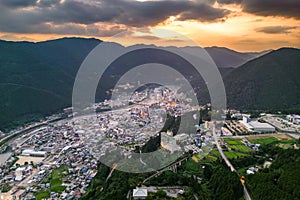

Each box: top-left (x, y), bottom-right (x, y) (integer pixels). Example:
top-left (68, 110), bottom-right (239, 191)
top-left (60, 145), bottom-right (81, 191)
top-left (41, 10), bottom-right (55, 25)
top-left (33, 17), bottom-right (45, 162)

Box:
top-left (0, 0), bottom-right (37, 8)
top-left (241, 0), bottom-right (300, 20)
top-left (217, 0), bottom-right (242, 4)
top-left (178, 3), bottom-right (229, 21)
top-left (0, 0), bottom-right (230, 35)
top-left (255, 26), bottom-right (297, 34)
top-left (38, 0), bottom-right (60, 7)
top-left (217, 0), bottom-right (300, 20)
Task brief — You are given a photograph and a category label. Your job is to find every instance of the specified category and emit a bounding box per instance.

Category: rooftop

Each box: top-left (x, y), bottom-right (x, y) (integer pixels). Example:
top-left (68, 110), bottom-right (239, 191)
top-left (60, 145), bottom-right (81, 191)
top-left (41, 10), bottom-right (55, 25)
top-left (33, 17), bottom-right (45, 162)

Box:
top-left (133, 188), bottom-right (148, 197)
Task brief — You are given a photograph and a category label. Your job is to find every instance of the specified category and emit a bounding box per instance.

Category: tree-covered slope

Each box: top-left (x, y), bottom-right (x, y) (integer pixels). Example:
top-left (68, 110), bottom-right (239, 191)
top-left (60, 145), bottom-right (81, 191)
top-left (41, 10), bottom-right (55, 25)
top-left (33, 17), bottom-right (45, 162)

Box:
top-left (224, 48), bottom-right (300, 110)
top-left (0, 38), bottom-right (101, 130)
top-left (0, 37), bottom-right (299, 131)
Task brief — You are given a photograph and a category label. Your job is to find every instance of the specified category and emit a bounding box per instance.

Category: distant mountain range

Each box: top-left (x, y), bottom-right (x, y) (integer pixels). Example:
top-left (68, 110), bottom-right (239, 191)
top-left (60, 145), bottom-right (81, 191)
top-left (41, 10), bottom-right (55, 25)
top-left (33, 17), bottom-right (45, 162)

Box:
top-left (0, 37), bottom-right (299, 130)
top-left (204, 46), bottom-right (267, 68)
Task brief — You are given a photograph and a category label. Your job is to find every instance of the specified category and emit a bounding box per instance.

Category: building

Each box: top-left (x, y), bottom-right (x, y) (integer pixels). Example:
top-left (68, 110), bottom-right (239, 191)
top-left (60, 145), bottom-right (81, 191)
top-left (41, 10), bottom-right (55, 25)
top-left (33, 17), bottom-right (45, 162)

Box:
top-left (240, 115), bottom-right (275, 133)
top-left (231, 113), bottom-right (243, 120)
top-left (63, 107), bottom-right (73, 114)
top-left (221, 127), bottom-right (232, 136)
top-left (15, 167), bottom-right (26, 181)
top-left (161, 132), bottom-right (181, 153)
top-left (242, 115), bottom-right (251, 124)
top-left (174, 133), bottom-right (190, 143)
top-left (12, 189), bottom-right (26, 200)
top-left (287, 114), bottom-right (300, 124)
top-left (248, 121), bottom-right (275, 133)
top-left (133, 188), bottom-right (148, 199)
top-left (22, 149), bottom-right (47, 157)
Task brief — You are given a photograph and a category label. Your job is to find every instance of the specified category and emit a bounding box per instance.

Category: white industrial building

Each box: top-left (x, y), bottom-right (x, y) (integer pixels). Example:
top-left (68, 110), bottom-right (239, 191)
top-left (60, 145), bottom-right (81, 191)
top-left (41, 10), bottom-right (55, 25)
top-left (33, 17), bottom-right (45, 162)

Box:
top-left (248, 121), bottom-right (275, 133)
top-left (239, 114), bottom-right (275, 133)
top-left (241, 121), bottom-right (275, 133)
top-left (22, 149), bottom-right (47, 157)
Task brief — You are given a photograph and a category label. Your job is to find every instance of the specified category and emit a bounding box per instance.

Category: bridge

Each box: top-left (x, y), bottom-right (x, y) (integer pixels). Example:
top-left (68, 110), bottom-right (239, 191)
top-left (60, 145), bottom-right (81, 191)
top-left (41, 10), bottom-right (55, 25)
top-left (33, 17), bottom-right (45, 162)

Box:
top-left (142, 156), bottom-right (189, 184)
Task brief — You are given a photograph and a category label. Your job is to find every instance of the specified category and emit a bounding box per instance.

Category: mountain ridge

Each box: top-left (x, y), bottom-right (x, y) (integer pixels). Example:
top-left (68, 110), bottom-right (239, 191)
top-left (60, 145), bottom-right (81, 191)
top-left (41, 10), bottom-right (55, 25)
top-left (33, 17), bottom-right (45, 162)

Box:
top-left (0, 37), bottom-right (299, 131)
top-left (224, 47), bottom-right (300, 110)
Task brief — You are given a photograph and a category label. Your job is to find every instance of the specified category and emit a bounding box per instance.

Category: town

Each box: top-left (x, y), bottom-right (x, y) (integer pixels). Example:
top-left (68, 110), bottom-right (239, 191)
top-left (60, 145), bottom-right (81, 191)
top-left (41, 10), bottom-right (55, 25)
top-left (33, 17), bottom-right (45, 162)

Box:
top-left (0, 87), bottom-right (300, 200)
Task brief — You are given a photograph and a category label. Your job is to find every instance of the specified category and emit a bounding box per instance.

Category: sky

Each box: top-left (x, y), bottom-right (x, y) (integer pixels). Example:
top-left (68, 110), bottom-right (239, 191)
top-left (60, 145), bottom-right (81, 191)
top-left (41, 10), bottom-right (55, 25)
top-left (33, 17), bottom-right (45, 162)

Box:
top-left (0, 0), bottom-right (299, 52)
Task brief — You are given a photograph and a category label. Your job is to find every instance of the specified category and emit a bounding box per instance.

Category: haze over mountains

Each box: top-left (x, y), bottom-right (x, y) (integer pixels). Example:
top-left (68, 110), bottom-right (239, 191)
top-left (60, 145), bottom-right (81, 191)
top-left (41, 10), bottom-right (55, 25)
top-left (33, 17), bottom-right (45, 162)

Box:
top-left (204, 46), bottom-right (267, 68)
top-left (0, 37), bottom-right (299, 131)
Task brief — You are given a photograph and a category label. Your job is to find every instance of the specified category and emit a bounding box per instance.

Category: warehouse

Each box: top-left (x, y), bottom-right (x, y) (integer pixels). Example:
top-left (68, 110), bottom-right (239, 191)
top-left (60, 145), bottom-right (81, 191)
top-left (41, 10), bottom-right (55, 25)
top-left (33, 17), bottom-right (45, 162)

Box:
top-left (247, 121), bottom-right (275, 133)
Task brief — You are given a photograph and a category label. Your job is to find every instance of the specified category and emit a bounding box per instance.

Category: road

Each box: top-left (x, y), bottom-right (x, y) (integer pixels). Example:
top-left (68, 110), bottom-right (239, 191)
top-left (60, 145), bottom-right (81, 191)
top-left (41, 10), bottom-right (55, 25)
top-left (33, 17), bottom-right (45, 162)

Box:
top-left (139, 150), bottom-right (147, 166)
top-left (212, 124), bottom-right (235, 172)
top-left (212, 123), bottom-right (252, 200)
top-left (243, 184), bottom-right (252, 200)
top-left (0, 116), bottom-right (63, 147)
top-left (221, 132), bottom-right (279, 139)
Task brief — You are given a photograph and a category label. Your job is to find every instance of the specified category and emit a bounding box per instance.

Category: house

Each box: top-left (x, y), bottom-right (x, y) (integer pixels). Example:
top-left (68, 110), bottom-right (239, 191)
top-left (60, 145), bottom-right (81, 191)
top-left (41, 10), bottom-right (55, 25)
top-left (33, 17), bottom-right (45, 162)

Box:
top-left (133, 188), bottom-right (148, 199)
top-left (13, 189), bottom-right (26, 200)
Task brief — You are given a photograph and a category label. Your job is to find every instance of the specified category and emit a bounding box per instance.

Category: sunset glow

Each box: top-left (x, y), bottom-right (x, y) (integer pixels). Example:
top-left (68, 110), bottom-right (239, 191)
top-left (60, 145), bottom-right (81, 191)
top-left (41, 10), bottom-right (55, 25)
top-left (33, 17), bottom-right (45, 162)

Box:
top-left (0, 0), bottom-right (299, 51)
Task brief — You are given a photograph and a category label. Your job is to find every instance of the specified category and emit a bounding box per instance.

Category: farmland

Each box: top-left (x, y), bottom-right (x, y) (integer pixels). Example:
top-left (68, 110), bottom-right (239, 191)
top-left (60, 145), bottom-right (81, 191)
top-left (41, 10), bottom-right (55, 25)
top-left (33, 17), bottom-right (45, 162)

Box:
top-left (224, 138), bottom-right (253, 154)
top-left (247, 137), bottom-right (278, 145)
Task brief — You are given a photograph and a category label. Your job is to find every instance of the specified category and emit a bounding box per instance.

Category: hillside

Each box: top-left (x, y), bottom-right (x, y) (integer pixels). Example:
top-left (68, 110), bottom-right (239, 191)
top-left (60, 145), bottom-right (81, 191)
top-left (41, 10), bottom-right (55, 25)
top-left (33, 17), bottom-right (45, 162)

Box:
top-left (0, 37), bottom-right (298, 131)
top-left (0, 38), bottom-right (250, 131)
top-left (0, 38), bottom-right (101, 131)
top-left (224, 48), bottom-right (300, 110)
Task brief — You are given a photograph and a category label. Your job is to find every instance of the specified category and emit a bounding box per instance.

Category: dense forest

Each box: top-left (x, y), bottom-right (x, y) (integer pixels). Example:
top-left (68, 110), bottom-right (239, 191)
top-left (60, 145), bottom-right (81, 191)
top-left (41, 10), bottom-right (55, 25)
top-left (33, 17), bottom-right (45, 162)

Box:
top-left (81, 158), bottom-right (244, 200)
top-left (81, 137), bottom-right (300, 200)
top-left (246, 146), bottom-right (300, 200)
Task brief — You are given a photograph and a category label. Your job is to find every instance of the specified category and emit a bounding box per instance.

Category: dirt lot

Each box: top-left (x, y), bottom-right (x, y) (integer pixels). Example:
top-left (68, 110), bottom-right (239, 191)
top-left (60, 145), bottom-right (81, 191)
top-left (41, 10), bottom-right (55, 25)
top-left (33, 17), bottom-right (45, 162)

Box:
top-left (15, 156), bottom-right (44, 166)
top-left (274, 134), bottom-right (293, 140)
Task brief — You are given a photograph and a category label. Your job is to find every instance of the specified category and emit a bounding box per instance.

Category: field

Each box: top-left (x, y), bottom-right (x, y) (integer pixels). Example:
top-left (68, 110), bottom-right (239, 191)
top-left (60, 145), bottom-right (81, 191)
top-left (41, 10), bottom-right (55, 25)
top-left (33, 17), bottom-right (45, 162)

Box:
top-left (192, 153), bottom-right (203, 162)
top-left (209, 149), bottom-right (249, 159)
top-left (35, 191), bottom-right (50, 200)
top-left (276, 143), bottom-right (293, 149)
top-left (210, 149), bottom-right (220, 157)
top-left (224, 138), bottom-right (243, 145)
top-left (205, 154), bottom-right (218, 161)
top-left (49, 165), bottom-right (68, 193)
top-left (223, 151), bottom-right (248, 159)
top-left (247, 137), bottom-right (278, 145)
top-left (229, 145), bottom-right (252, 153)
top-left (224, 138), bottom-right (253, 153)
top-left (247, 135), bottom-right (297, 149)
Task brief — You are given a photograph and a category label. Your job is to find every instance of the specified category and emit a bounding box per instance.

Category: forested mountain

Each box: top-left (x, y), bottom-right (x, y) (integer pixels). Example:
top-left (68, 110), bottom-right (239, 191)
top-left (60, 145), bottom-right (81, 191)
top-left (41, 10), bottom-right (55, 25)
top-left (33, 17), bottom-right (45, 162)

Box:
top-left (0, 38), bottom-right (101, 130)
top-left (0, 37), bottom-right (299, 131)
top-left (0, 38), bottom-right (249, 131)
top-left (224, 48), bottom-right (300, 110)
